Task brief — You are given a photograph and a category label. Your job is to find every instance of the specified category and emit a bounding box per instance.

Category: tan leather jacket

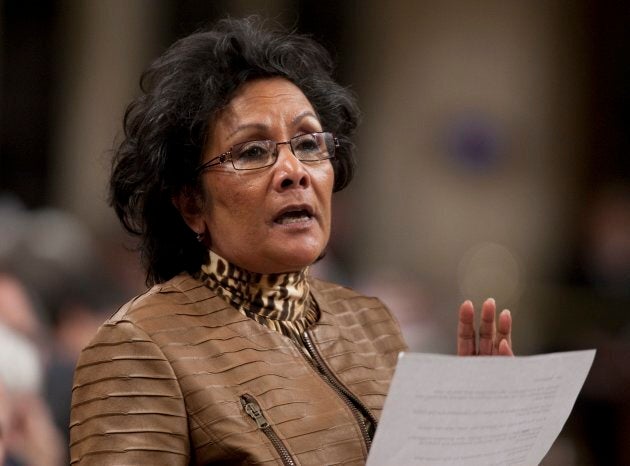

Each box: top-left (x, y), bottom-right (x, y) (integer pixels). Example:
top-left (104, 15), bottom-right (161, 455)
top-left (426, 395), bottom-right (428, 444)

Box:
top-left (70, 274), bottom-right (407, 465)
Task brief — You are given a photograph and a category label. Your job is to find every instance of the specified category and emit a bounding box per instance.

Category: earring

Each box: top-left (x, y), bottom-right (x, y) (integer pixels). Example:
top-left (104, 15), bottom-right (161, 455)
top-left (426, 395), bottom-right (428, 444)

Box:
top-left (196, 232), bottom-right (204, 242)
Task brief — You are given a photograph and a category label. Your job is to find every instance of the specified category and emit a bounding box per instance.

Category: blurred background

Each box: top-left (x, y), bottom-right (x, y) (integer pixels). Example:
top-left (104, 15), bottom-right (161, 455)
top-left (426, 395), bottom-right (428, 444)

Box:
top-left (0, 1), bottom-right (628, 465)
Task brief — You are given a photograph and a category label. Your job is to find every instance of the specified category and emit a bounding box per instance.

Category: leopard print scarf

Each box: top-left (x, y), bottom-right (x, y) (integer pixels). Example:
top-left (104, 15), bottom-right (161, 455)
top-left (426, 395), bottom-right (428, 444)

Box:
top-left (197, 249), bottom-right (318, 341)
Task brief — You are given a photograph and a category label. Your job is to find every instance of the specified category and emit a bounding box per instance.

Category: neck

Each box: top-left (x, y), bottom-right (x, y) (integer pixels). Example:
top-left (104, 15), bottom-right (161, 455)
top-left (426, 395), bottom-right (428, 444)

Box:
top-left (198, 249), bottom-right (311, 320)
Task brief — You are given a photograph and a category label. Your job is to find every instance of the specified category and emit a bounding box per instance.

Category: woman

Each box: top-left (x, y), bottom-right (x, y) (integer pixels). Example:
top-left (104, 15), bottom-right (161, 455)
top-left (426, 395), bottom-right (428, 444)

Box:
top-left (70, 17), bottom-right (512, 465)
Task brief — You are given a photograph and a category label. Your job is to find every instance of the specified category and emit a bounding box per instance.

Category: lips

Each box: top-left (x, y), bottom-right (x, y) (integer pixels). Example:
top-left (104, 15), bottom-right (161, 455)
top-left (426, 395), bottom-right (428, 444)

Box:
top-left (273, 204), bottom-right (314, 225)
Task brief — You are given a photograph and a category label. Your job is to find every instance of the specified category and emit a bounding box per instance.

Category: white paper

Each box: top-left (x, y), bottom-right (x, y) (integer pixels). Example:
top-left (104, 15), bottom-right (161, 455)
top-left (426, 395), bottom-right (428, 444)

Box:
top-left (367, 350), bottom-right (595, 466)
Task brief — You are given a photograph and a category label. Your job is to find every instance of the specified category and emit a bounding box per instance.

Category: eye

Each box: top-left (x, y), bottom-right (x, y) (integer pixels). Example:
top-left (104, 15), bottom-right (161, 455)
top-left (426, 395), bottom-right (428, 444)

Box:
top-left (294, 134), bottom-right (320, 153)
top-left (235, 141), bottom-right (272, 161)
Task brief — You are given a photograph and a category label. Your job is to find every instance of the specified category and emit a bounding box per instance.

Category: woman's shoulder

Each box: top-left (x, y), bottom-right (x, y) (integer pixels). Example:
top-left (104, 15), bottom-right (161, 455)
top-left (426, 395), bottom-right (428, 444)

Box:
top-left (89, 272), bottom-right (235, 347)
top-left (309, 276), bottom-right (399, 323)
top-left (78, 272), bottom-right (242, 358)
top-left (308, 276), bottom-right (409, 355)
top-left (106, 273), bottom-right (210, 322)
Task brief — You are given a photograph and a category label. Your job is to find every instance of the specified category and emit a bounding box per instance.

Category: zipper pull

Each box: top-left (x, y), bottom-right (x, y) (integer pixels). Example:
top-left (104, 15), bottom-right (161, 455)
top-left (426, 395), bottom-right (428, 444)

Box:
top-left (241, 396), bottom-right (270, 429)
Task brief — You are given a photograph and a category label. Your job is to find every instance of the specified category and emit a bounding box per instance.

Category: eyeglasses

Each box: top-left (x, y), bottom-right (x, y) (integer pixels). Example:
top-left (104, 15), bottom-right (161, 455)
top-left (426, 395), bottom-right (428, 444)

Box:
top-left (197, 131), bottom-right (339, 172)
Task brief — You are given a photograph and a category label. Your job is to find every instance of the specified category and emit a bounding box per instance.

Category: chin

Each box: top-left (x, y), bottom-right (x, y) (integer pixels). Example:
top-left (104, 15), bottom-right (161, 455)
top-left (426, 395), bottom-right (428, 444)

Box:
top-left (273, 247), bottom-right (326, 273)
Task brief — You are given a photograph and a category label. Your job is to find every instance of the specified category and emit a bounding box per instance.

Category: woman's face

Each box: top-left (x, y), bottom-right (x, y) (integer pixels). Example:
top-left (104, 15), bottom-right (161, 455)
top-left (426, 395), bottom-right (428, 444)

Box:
top-left (189, 77), bottom-right (334, 274)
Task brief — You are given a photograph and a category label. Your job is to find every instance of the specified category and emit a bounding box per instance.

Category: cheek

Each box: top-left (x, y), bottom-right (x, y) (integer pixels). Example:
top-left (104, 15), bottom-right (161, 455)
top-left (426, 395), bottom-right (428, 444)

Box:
top-left (316, 165), bottom-right (335, 210)
top-left (204, 176), bottom-right (264, 226)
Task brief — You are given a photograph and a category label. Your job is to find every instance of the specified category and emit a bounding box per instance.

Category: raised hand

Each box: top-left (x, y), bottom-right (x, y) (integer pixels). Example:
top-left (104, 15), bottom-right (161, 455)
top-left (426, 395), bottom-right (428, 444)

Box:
top-left (457, 298), bottom-right (513, 356)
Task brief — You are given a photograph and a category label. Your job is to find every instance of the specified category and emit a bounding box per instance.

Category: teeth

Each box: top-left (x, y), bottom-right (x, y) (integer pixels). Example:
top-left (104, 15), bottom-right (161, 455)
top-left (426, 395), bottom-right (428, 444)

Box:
top-left (276, 211), bottom-right (311, 224)
top-left (278, 216), bottom-right (308, 224)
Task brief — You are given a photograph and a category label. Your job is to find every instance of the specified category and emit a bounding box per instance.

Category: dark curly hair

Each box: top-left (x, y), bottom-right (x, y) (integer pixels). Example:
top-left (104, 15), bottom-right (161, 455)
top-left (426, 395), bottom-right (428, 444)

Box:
top-left (110, 16), bottom-right (360, 286)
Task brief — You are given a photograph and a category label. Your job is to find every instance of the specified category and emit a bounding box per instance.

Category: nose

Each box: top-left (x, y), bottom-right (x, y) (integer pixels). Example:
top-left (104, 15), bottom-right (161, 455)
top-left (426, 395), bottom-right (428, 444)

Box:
top-left (272, 142), bottom-right (310, 191)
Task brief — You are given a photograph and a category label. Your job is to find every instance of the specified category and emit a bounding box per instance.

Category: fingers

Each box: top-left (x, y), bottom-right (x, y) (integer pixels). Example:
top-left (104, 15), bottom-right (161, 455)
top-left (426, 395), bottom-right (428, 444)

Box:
top-left (457, 298), bottom-right (514, 356)
top-left (497, 309), bottom-right (513, 356)
top-left (457, 300), bottom-right (476, 356)
top-left (498, 337), bottom-right (513, 356)
top-left (478, 298), bottom-right (496, 355)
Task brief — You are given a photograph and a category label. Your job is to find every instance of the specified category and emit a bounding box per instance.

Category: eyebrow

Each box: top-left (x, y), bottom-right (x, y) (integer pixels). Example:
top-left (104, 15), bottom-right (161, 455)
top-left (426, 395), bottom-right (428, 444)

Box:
top-left (227, 110), bottom-right (320, 139)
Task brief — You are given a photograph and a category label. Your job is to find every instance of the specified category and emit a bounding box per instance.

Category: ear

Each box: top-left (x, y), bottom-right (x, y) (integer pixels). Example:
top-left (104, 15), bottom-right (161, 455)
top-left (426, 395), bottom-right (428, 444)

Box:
top-left (172, 187), bottom-right (206, 236)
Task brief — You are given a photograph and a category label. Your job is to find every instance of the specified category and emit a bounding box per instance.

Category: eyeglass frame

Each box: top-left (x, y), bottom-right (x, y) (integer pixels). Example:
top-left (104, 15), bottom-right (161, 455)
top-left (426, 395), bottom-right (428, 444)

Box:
top-left (196, 131), bottom-right (339, 173)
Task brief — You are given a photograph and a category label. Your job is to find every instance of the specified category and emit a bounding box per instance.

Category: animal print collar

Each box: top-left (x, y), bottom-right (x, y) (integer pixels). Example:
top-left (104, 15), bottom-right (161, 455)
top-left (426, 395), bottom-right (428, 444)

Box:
top-left (197, 249), bottom-right (317, 340)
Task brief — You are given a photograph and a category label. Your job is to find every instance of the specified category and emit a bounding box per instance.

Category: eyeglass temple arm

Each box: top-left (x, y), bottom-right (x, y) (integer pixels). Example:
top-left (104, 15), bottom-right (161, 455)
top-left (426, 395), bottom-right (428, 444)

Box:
top-left (197, 153), bottom-right (230, 172)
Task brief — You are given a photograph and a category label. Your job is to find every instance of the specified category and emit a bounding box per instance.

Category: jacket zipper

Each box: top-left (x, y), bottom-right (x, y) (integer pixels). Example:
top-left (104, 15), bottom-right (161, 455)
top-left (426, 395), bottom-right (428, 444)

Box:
top-left (240, 394), bottom-right (296, 466)
top-left (300, 329), bottom-right (378, 451)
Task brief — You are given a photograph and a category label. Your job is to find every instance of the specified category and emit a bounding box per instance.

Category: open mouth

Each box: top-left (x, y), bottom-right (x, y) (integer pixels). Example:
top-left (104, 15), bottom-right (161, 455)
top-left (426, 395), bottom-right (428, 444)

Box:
top-left (274, 207), bottom-right (314, 225)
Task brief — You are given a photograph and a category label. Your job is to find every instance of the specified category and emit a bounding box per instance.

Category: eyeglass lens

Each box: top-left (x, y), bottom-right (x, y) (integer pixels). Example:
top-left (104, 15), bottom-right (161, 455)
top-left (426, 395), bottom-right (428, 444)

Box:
top-left (232, 132), bottom-right (334, 170)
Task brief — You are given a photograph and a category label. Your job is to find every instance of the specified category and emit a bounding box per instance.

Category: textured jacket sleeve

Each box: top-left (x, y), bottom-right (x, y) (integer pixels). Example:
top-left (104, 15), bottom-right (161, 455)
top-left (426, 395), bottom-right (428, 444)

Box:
top-left (69, 318), bottom-right (190, 465)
